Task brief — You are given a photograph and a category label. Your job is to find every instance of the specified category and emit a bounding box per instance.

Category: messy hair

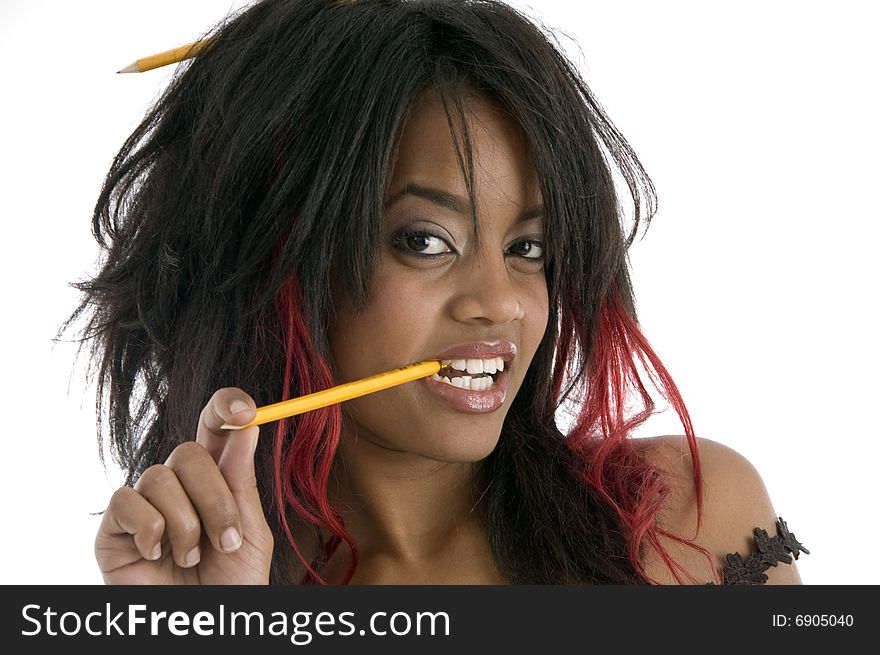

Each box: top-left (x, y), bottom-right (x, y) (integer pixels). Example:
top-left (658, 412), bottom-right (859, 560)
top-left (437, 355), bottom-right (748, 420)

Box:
top-left (61, 0), bottom-right (718, 584)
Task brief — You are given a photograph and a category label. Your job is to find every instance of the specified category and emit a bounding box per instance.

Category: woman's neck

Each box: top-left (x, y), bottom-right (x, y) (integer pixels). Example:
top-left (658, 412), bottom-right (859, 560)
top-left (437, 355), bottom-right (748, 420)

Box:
top-left (326, 429), bottom-right (486, 564)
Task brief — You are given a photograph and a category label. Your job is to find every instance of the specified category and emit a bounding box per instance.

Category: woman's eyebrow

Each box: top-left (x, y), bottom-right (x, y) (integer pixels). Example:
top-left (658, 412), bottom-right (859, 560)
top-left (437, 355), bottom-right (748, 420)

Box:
top-left (384, 183), bottom-right (544, 221)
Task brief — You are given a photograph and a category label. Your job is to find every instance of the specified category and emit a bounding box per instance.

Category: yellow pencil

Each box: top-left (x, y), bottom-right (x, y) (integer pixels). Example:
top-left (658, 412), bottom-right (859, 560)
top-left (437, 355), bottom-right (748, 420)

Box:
top-left (220, 360), bottom-right (442, 430)
top-left (116, 3), bottom-right (363, 73)
top-left (117, 39), bottom-right (212, 74)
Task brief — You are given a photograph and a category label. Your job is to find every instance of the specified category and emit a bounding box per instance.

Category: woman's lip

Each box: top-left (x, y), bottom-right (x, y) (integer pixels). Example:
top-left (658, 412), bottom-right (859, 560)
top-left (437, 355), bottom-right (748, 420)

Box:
top-left (433, 340), bottom-right (517, 363)
top-left (421, 368), bottom-right (508, 413)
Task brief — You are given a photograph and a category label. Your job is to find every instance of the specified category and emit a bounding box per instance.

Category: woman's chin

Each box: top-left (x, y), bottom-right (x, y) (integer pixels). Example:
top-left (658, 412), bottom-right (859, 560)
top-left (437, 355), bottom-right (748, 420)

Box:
top-left (415, 430), bottom-right (502, 464)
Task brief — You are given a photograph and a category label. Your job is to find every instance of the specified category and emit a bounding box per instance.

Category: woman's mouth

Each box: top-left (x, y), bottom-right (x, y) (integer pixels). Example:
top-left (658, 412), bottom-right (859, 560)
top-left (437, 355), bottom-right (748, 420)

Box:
top-left (422, 357), bottom-right (508, 413)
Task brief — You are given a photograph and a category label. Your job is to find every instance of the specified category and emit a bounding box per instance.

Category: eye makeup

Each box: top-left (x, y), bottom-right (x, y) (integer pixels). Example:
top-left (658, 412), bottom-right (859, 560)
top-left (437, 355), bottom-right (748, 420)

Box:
top-left (389, 225), bottom-right (545, 264)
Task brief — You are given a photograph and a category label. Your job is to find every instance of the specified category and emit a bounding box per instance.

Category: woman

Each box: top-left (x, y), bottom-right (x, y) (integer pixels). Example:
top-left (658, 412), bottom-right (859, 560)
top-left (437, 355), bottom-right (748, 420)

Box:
top-left (63, 0), bottom-right (806, 584)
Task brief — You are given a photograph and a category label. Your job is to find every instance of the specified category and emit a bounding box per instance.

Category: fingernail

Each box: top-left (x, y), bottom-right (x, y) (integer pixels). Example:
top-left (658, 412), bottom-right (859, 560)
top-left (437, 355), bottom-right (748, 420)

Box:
top-left (149, 543), bottom-right (162, 560)
top-left (184, 546), bottom-right (201, 567)
top-left (229, 400), bottom-right (251, 415)
top-left (220, 527), bottom-right (242, 552)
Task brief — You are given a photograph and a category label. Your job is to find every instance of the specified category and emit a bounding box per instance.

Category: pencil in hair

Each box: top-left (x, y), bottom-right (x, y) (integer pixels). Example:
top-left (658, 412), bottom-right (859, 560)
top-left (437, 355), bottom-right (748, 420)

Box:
top-left (220, 360), bottom-right (442, 430)
top-left (115, 2), bottom-right (362, 73)
top-left (117, 39), bottom-right (212, 74)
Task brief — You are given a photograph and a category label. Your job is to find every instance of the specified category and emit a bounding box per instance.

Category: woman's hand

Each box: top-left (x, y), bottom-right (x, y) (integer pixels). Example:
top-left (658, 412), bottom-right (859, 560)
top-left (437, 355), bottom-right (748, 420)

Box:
top-left (94, 388), bottom-right (274, 584)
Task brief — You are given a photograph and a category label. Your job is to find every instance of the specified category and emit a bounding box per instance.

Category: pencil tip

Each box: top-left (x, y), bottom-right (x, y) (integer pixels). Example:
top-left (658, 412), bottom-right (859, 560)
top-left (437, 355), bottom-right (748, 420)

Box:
top-left (117, 62), bottom-right (139, 74)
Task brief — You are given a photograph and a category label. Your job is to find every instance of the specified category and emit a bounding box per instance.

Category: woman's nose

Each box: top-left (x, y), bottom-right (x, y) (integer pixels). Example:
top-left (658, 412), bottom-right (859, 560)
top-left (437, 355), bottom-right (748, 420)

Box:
top-left (447, 251), bottom-right (525, 325)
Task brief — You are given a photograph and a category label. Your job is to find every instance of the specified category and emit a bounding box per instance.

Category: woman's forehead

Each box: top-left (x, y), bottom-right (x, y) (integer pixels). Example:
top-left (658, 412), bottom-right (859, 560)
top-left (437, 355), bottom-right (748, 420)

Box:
top-left (388, 92), bottom-right (542, 209)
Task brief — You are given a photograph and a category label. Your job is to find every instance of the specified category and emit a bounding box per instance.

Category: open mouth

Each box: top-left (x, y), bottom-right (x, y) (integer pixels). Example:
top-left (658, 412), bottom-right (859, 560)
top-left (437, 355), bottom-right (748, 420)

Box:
top-left (429, 357), bottom-right (505, 392)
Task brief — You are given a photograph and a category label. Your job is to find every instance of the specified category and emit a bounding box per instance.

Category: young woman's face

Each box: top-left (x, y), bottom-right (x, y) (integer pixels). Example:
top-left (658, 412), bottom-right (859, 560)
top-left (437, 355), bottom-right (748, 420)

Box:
top-left (328, 91), bottom-right (549, 463)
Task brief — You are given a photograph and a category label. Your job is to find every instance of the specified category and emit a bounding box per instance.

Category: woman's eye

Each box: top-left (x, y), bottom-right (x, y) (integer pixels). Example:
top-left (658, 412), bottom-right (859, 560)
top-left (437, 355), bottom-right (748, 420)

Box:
top-left (510, 239), bottom-right (544, 261)
top-left (390, 228), bottom-right (545, 263)
top-left (391, 229), bottom-right (454, 257)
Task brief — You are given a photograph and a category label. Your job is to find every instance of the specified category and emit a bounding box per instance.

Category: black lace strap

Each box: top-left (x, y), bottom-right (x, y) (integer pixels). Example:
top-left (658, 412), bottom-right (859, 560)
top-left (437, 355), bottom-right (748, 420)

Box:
top-left (705, 516), bottom-right (810, 585)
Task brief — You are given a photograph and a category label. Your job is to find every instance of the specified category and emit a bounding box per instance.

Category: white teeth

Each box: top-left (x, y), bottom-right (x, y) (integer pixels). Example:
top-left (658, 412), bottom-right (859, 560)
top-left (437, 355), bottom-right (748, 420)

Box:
top-left (430, 372), bottom-right (494, 391)
top-left (438, 356), bottom-right (507, 375)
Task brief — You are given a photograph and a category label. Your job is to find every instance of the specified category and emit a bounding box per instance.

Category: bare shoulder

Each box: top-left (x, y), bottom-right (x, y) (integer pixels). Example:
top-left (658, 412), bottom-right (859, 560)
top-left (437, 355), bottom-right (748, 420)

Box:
top-left (633, 435), bottom-right (803, 585)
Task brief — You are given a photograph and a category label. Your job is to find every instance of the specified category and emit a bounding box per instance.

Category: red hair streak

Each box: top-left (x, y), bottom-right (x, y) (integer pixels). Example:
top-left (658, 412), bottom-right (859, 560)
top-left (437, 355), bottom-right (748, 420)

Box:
top-left (559, 280), bottom-right (719, 584)
top-left (272, 275), bottom-right (355, 585)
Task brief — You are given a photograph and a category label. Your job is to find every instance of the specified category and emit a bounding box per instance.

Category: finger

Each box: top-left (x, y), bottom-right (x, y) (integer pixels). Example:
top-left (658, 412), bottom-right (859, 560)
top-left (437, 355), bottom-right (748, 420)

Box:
top-left (134, 464), bottom-right (203, 568)
top-left (195, 388), bottom-right (263, 516)
top-left (196, 387), bottom-right (257, 462)
top-left (96, 486), bottom-right (166, 562)
top-left (164, 441), bottom-right (244, 554)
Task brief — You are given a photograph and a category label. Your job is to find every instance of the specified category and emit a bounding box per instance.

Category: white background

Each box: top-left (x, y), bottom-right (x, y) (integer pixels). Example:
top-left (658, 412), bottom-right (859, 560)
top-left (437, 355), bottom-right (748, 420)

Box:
top-left (1, 1), bottom-right (876, 584)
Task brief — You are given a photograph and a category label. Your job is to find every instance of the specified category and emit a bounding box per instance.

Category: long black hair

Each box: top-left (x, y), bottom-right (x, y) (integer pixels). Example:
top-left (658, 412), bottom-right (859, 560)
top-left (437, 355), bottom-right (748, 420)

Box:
top-left (61, 0), bottom-right (715, 584)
